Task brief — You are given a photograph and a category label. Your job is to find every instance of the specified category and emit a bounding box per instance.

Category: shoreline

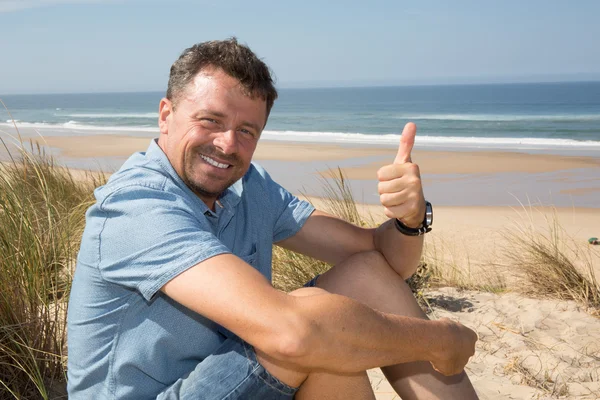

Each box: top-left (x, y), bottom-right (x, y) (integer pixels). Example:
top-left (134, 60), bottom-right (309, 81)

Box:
top-left (3, 131), bottom-right (600, 166)
top-left (1, 129), bottom-right (599, 209)
top-left (2, 124), bottom-right (600, 155)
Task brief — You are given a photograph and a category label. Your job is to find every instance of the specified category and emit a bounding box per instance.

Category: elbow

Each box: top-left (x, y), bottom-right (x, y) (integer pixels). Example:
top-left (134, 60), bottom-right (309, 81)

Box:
top-left (261, 313), bottom-right (314, 364)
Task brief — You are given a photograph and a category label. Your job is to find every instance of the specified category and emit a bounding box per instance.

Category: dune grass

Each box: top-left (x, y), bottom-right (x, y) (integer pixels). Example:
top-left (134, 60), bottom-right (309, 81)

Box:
top-left (272, 168), bottom-right (370, 292)
top-left (503, 206), bottom-right (600, 313)
top-left (422, 236), bottom-right (508, 295)
top-left (0, 138), bottom-right (105, 399)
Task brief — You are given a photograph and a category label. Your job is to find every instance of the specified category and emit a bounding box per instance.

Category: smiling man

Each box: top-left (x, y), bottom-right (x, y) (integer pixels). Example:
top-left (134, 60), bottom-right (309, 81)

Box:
top-left (67, 38), bottom-right (479, 399)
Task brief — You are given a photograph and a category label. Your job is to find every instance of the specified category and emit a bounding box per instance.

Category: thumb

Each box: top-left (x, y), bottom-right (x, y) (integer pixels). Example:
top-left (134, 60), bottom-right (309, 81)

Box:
top-left (394, 122), bottom-right (416, 164)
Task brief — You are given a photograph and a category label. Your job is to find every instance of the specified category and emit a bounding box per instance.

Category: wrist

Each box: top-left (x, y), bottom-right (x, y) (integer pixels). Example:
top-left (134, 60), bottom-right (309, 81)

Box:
top-left (396, 218), bottom-right (423, 230)
top-left (415, 319), bottom-right (446, 363)
top-left (394, 201), bottom-right (432, 236)
top-left (426, 319), bottom-right (451, 362)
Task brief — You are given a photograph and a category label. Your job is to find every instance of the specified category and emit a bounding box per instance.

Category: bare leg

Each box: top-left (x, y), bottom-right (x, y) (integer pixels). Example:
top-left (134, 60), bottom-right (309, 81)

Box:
top-left (295, 370), bottom-right (375, 400)
top-left (255, 287), bottom-right (376, 400)
top-left (316, 251), bottom-right (479, 400)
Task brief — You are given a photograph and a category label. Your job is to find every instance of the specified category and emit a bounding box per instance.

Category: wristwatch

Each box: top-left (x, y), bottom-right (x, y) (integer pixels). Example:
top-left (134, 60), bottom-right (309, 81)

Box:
top-left (394, 200), bottom-right (433, 236)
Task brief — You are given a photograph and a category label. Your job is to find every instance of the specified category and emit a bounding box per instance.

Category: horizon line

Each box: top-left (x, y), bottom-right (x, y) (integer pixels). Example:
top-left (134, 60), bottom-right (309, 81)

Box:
top-left (2, 79), bottom-right (600, 97)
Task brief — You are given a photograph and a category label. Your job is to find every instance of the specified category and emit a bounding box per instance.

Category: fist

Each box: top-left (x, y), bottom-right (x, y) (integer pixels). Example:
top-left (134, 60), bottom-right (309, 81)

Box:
top-left (429, 318), bottom-right (478, 376)
top-left (377, 122), bottom-right (426, 228)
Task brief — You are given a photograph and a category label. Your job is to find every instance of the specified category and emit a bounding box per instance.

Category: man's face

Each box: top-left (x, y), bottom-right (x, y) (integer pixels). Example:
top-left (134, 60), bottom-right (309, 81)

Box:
top-left (158, 67), bottom-right (267, 207)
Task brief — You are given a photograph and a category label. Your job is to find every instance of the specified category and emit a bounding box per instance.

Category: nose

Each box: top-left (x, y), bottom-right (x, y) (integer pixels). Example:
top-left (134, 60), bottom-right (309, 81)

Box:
top-left (213, 129), bottom-right (238, 155)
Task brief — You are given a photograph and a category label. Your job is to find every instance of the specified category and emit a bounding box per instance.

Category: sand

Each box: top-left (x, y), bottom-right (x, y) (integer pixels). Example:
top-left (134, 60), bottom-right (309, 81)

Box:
top-left (368, 287), bottom-right (600, 400)
top-left (22, 134), bottom-right (600, 173)
top-left (336, 150), bottom-right (600, 176)
top-left (24, 134), bottom-right (393, 160)
top-left (17, 134), bottom-right (600, 209)
top-left (3, 130), bottom-right (600, 399)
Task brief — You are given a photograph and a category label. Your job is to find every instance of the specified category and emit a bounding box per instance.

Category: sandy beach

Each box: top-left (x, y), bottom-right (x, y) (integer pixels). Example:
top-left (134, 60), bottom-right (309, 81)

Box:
top-left (2, 128), bottom-right (600, 399)
top-left (16, 132), bottom-right (600, 172)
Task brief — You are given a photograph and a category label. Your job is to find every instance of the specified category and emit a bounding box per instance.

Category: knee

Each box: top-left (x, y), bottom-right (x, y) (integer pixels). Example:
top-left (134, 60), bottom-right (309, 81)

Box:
top-left (356, 250), bottom-right (389, 267)
top-left (354, 250), bottom-right (419, 281)
top-left (323, 250), bottom-right (398, 286)
top-left (348, 250), bottom-right (394, 277)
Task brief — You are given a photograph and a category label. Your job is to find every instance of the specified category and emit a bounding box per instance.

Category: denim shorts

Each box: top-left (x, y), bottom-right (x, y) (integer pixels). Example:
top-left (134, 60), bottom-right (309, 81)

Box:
top-left (303, 274), bottom-right (320, 288)
top-left (157, 335), bottom-right (298, 399)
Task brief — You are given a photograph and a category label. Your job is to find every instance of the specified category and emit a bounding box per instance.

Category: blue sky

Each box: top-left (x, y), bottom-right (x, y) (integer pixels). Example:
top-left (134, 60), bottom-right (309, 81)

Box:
top-left (1, 0), bottom-right (599, 94)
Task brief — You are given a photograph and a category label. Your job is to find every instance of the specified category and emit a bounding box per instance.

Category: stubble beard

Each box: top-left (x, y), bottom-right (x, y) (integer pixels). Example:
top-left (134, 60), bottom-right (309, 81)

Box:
top-left (182, 146), bottom-right (244, 200)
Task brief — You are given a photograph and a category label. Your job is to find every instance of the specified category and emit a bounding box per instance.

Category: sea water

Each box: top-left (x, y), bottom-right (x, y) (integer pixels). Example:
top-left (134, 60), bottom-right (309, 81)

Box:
top-left (2, 82), bottom-right (600, 152)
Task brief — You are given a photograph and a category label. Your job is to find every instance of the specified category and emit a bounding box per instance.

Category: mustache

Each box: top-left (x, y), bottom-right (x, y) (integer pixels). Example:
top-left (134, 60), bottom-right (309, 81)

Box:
top-left (197, 146), bottom-right (241, 165)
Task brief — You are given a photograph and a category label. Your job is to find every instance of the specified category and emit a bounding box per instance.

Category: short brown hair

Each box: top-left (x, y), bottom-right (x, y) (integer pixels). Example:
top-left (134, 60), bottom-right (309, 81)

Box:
top-left (166, 37), bottom-right (278, 116)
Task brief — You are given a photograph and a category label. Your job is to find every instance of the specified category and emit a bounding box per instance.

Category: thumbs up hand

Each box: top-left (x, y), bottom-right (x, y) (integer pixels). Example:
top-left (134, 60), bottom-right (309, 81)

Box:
top-left (377, 122), bottom-right (426, 228)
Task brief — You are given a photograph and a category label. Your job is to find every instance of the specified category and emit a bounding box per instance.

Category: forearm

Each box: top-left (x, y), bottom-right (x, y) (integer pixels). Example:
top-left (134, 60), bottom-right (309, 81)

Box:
top-left (277, 291), bottom-right (440, 373)
top-left (373, 219), bottom-right (424, 279)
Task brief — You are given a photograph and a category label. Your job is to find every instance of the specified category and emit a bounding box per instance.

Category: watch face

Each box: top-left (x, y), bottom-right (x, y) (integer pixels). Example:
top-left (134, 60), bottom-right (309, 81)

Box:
top-left (425, 201), bottom-right (433, 226)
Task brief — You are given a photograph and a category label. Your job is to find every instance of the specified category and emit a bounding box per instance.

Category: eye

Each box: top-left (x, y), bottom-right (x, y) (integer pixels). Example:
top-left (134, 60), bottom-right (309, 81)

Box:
top-left (239, 128), bottom-right (257, 138)
top-left (199, 118), bottom-right (219, 128)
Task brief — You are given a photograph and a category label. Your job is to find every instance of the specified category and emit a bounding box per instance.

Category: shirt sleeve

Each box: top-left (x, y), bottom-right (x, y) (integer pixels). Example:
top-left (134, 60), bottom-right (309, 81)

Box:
top-left (95, 184), bottom-right (231, 301)
top-left (254, 166), bottom-right (315, 243)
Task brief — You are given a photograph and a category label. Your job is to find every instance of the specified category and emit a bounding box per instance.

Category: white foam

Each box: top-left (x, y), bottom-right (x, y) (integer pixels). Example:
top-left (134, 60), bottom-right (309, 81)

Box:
top-left (1, 120), bottom-right (598, 149)
top-left (0, 121), bottom-right (158, 133)
top-left (262, 130), bottom-right (600, 149)
top-left (61, 112), bottom-right (159, 119)
top-left (392, 113), bottom-right (600, 122)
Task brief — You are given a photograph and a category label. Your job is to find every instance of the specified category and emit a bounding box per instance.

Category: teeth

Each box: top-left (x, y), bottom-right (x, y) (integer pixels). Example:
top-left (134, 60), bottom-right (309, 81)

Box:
top-left (201, 155), bottom-right (230, 169)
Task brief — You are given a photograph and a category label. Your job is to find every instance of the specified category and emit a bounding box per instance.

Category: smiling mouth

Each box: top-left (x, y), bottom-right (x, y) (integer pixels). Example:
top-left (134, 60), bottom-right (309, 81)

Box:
top-left (200, 154), bottom-right (231, 169)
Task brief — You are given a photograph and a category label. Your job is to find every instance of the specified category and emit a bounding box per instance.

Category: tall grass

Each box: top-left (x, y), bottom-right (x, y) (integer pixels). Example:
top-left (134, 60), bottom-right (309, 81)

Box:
top-left (422, 237), bottom-right (507, 294)
top-left (0, 138), bottom-right (104, 399)
top-left (272, 168), bottom-right (369, 292)
top-left (503, 207), bottom-right (600, 312)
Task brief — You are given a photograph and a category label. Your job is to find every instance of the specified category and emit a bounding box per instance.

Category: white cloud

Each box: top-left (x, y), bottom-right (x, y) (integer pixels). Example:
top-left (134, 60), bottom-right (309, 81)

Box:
top-left (0, 0), bottom-right (115, 13)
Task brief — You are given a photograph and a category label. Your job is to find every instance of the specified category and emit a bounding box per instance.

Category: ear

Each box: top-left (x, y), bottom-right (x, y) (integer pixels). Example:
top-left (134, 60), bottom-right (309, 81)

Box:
top-left (158, 98), bottom-right (173, 135)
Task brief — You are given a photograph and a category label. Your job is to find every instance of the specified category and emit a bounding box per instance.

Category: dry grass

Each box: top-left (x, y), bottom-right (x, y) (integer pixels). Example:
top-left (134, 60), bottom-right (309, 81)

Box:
top-left (503, 206), bottom-right (600, 313)
top-left (272, 168), bottom-right (373, 292)
top-left (316, 167), bottom-right (375, 228)
top-left (422, 237), bottom-right (507, 294)
top-left (0, 127), bottom-right (106, 398)
top-left (503, 356), bottom-right (569, 397)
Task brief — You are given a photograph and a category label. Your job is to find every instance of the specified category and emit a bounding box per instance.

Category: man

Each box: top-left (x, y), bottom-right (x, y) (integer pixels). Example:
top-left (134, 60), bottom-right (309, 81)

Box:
top-left (67, 38), bottom-right (479, 399)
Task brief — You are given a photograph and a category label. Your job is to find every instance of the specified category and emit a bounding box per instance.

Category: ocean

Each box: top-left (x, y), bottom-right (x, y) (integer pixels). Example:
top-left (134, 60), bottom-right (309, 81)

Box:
top-left (2, 81), bottom-right (600, 151)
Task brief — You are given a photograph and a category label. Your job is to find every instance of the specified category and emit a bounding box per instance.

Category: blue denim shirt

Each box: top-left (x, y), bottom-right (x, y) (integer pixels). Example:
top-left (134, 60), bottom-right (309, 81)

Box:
top-left (67, 139), bottom-right (315, 399)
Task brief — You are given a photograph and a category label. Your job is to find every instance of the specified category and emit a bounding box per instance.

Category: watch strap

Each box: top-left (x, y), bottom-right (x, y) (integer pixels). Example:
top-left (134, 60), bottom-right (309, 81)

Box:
top-left (394, 218), bottom-right (432, 236)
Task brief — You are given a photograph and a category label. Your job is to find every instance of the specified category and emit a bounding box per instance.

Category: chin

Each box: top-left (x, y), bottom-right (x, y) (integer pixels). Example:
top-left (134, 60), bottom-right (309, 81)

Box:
top-left (194, 177), bottom-right (235, 196)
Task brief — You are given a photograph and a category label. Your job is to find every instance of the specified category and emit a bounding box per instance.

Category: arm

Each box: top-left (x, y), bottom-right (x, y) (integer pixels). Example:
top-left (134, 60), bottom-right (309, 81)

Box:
top-left (278, 210), bottom-right (423, 280)
top-left (161, 254), bottom-right (475, 376)
top-left (279, 122), bottom-right (426, 279)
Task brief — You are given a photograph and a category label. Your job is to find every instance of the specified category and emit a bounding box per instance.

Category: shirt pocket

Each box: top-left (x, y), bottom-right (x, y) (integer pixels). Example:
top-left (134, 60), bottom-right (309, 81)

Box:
top-left (237, 244), bottom-right (257, 267)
